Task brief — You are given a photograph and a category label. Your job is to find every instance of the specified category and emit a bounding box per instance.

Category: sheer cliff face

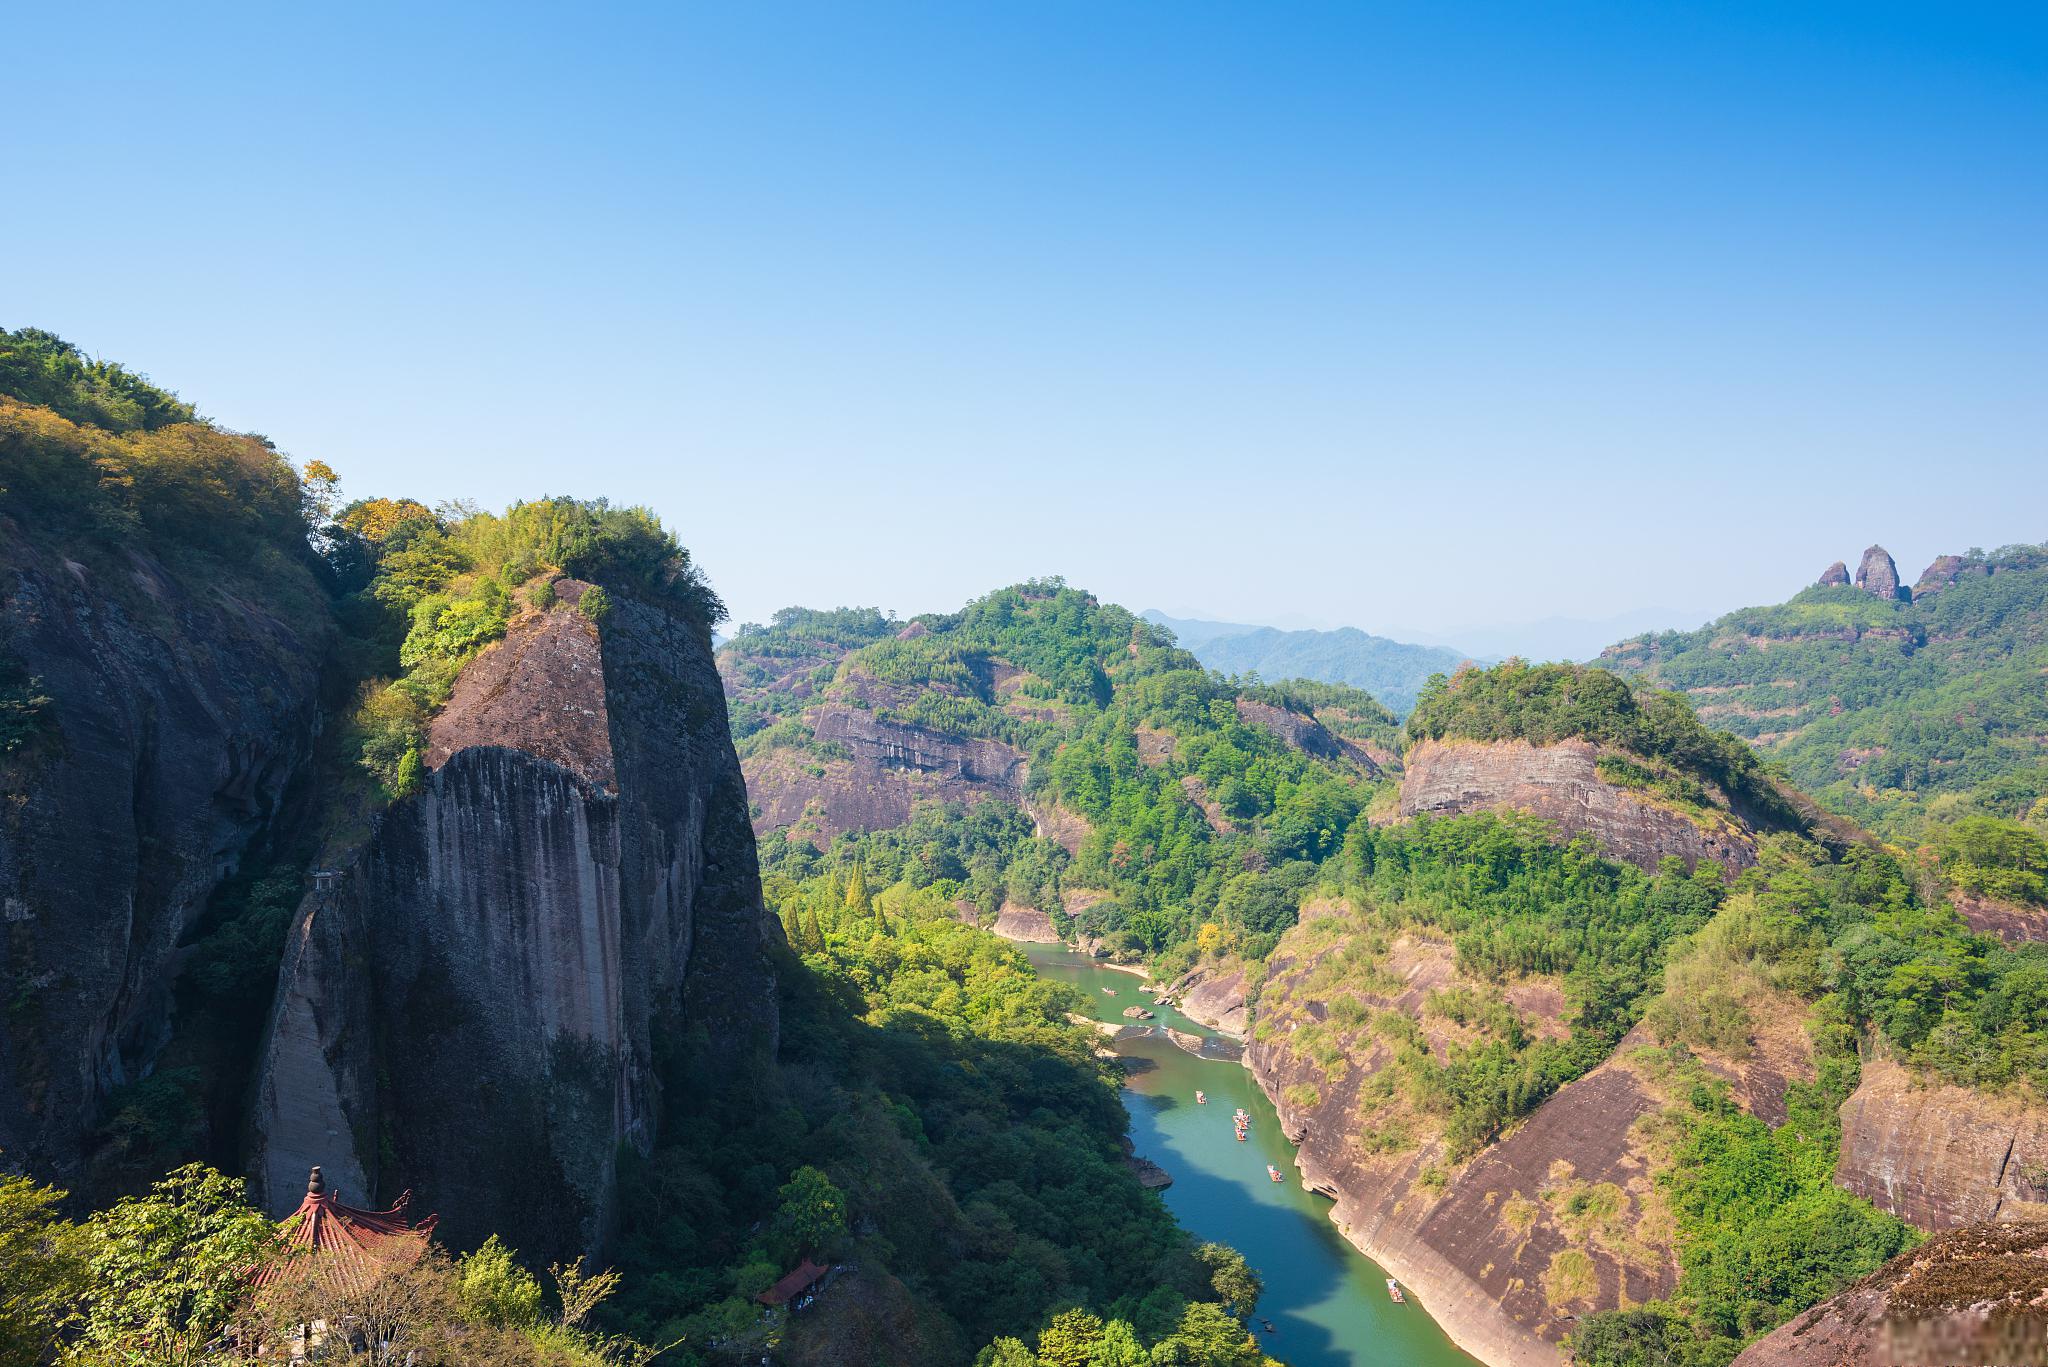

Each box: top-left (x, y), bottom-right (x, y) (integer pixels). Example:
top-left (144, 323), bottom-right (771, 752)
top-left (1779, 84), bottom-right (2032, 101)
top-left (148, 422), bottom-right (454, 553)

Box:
top-left (252, 581), bottom-right (778, 1257)
top-left (0, 525), bottom-right (324, 1173)
top-left (1398, 737), bottom-right (1759, 873)
top-left (1835, 1056), bottom-right (2048, 1230)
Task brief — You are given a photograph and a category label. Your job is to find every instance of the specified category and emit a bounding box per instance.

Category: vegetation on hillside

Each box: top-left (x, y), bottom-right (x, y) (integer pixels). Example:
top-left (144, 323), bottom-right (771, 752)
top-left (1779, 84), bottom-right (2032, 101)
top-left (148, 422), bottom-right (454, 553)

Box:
top-left (602, 841), bottom-right (1274, 1365)
top-left (730, 582), bottom-right (1399, 971)
top-left (0, 1163), bottom-right (667, 1367)
top-left (1605, 554), bottom-right (2048, 842)
top-left (1405, 660), bottom-right (1804, 830)
top-left (322, 493), bottom-right (720, 795)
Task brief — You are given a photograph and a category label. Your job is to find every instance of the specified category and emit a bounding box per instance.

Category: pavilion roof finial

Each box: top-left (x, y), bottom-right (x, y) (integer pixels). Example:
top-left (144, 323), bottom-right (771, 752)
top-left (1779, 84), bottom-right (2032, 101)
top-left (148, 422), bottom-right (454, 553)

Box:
top-left (307, 1165), bottom-right (326, 1196)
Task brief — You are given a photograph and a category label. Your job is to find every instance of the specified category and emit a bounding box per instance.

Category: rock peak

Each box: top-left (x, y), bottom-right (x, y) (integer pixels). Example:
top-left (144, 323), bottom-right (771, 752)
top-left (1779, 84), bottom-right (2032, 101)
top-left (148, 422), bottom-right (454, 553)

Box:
top-left (1817, 560), bottom-right (1850, 588)
top-left (1854, 545), bottom-right (1906, 601)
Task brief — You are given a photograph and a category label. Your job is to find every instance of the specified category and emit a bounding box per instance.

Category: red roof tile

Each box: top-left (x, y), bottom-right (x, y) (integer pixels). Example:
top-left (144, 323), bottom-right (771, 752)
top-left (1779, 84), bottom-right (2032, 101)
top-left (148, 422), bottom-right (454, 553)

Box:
top-left (254, 1167), bottom-right (437, 1295)
top-left (755, 1258), bottom-right (827, 1307)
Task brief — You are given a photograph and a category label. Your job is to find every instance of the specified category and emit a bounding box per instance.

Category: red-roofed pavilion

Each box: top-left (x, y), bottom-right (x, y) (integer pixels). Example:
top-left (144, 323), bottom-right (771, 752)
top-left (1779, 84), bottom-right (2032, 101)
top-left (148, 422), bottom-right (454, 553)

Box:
top-left (755, 1259), bottom-right (827, 1307)
top-left (254, 1166), bottom-right (438, 1295)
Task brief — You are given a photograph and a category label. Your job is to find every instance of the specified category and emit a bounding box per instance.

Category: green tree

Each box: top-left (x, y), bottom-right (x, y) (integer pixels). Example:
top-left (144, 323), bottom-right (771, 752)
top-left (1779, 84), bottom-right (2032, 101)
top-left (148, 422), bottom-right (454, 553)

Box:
top-left (455, 1234), bottom-right (543, 1328)
top-left (0, 1170), bottom-right (88, 1364)
top-left (976, 1336), bottom-right (1040, 1367)
top-left (1193, 1243), bottom-right (1262, 1321)
top-left (78, 1164), bottom-right (277, 1367)
top-left (1036, 1307), bottom-right (1105, 1367)
top-left (773, 1165), bottom-right (849, 1257)
top-left (1087, 1319), bottom-right (1147, 1367)
top-left (1147, 1301), bottom-right (1268, 1366)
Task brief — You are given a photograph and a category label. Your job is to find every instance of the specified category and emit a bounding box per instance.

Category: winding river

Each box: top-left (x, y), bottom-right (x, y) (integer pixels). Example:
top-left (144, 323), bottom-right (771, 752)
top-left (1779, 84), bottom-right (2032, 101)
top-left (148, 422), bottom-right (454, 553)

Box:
top-left (1022, 942), bottom-right (1479, 1367)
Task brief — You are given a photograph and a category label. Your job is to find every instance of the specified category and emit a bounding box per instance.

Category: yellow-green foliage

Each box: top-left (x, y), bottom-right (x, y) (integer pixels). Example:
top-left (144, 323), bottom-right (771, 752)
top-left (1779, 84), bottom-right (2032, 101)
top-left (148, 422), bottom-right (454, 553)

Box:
top-left (1543, 1248), bottom-right (1599, 1307)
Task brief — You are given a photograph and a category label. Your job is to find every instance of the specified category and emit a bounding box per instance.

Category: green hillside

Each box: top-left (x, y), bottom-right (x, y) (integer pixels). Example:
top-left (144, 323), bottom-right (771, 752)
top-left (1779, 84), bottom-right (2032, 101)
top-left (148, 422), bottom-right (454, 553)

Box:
top-left (1602, 547), bottom-right (2048, 842)
top-left (725, 583), bottom-right (1400, 970)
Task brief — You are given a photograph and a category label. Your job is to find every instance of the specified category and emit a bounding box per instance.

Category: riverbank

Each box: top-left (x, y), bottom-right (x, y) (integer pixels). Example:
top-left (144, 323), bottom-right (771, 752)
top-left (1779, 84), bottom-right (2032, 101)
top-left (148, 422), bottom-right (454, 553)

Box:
top-left (1023, 941), bottom-right (1480, 1367)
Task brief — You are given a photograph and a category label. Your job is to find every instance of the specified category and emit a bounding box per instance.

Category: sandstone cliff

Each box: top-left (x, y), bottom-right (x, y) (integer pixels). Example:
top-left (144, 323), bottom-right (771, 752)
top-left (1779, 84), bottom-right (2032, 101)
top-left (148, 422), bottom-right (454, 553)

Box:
top-left (1835, 1055), bottom-right (2048, 1230)
top-left (0, 520), bottom-right (325, 1176)
top-left (743, 706), bottom-right (1028, 841)
top-left (1246, 913), bottom-right (1683, 1367)
top-left (1397, 737), bottom-right (1760, 873)
top-left (250, 581), bottom-right (778, 1257)
top-left (1731, 1218), bottom-right (2048, 1367)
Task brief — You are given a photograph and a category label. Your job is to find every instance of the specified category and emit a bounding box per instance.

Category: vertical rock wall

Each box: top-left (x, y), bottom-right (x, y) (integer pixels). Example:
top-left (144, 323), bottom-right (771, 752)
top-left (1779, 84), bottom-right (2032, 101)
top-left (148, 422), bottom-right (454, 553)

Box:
top-left (0, 530), bottom-right (324, 1175)
top-left (251, 583), bottom-right (778, 1257)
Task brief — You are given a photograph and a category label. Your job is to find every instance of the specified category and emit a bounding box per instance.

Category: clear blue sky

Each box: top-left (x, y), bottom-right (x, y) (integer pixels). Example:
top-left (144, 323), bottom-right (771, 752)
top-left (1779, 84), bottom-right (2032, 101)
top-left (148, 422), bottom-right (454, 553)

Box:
top-left (7, 2), bottom-right (2044, 644)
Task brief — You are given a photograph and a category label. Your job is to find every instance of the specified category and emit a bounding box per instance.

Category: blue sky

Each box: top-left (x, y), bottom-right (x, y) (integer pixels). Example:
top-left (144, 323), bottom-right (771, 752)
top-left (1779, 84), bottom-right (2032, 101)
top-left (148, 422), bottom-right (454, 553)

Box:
top-left (6, 2), bottom-right (2044, 647)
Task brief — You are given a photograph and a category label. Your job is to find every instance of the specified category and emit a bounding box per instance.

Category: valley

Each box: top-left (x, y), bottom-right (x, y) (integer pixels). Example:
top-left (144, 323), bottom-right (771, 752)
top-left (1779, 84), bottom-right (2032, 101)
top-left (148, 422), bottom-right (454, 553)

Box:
top-left (3, 326), bottom-right (2046, 1367)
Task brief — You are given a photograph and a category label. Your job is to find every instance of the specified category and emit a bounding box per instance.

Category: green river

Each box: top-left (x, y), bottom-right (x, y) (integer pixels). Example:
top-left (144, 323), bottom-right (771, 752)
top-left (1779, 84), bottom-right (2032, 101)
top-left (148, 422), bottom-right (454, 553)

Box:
top-left (1021, 941), bottom-right (1480, 1367)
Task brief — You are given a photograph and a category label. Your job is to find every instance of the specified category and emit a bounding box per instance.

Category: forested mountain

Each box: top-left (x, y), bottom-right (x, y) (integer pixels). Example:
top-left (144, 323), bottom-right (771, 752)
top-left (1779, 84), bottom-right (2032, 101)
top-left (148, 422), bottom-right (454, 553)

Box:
top-left (721, 586), bottom-right (1399, 973)
top-left (0, 330), bottom-right (1278, 1367)
top-left (728, 606), bottom-right (2048, 1365)
top-left (1141, 610), bottom-right (1472, 714)
top-left (1602, 543), bottom-right (2048, 844)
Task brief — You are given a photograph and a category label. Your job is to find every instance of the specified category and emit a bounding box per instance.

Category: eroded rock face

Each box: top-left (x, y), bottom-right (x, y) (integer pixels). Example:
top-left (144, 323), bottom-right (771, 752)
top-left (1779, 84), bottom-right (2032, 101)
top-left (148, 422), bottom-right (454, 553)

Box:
top-left (1835, 1056), bottom-right (2048, 1230)
top-left (1233, 699), bottom-right (1382, 775)
top-left (1248, 913), bottom-right (1675, 1366)
top-left (989, 903), bottom-right (1059, 943)
top-left (1731, 1219), bottom-right (2048, 1367)
top-left (251, 587), bottom-right (778, 1257)
top-left (1855, 545), bottom-right (1906, 601)
top-left (1912, 553), bottom-right (1991, 601)
top-left (1818, 561), bottom-right (1852, 587)
top-left (0, 527), bottom-right (325, 1175)
top-left (1397, 737), bottom-right (1758, 872)
top-left (741, 708), bottom-right (1026, 843)
top-left (1163, 967), bottom-right (1248, 1038)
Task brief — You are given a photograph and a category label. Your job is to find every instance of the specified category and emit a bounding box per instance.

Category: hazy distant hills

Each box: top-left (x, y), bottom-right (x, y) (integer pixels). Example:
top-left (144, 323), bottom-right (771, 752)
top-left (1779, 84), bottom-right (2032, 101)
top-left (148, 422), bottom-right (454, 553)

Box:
top-left (1141, 611), bottom-right (1473, 714)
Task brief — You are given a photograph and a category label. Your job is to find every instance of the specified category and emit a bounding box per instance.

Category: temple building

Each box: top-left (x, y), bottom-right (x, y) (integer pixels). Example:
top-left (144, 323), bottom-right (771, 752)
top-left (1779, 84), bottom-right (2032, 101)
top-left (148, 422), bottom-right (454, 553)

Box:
top-left (254, 1166), bottom-right (438, 1295)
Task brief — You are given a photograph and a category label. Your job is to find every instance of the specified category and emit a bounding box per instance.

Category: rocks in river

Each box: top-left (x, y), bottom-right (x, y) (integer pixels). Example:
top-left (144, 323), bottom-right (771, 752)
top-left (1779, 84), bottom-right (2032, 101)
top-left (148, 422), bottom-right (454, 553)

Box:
top-left (1817, 560), bottom-right (1851, 587)
top-left (1122, 1005), bottom-right (1155, 1020)
top-left (1855, 545), bottom-right (1907, 601)
top-left (1129, 1156), bottom-right (1173, 1189)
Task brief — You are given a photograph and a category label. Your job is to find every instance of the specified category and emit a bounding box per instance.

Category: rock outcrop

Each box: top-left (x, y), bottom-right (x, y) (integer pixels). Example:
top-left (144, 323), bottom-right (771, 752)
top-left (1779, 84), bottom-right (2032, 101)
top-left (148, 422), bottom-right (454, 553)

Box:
top-left (741, 708), bottom-right (1026, 842)
top-left (1818, 560), bottom-right (1852, 588)
top-left (989, 902), bottom-right (1059, 943)
top-left (1731, 1219), bottom-right (2048, 1367)
top-left (0, 523), bottom-right (325, 1175)
top-left (1233, 699), bottom-right (1382, 775)
top-left (1835, 1056), bottom-right (2048, 1230)
top-left (1912, 553), bottom-right (1990, 601)
top-left (250, 582), bottom-right (778, 1257)
top-left (1397, 737), bottom-right (1759, 873)
top-left (1855, 545), bottom-right (1907, 601)
top-left (1161, 967), bottom-right (1249, 1038)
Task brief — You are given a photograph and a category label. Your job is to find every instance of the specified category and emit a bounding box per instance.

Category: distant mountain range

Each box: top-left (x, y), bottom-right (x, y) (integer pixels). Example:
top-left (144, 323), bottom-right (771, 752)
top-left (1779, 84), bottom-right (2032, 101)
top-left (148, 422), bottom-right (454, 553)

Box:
top-left (1140, 611), bottom-right (1475, 714)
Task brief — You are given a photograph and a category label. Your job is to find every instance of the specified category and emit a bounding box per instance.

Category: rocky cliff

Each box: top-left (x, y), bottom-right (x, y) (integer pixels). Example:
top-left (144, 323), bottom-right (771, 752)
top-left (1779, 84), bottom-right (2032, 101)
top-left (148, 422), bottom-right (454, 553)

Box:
top-left (1731, 1218), bottom-right (2048, 1367)
top-left (1835, 1056), bottom-right (2048, 1230)
top-left (1854, 545), bottom-right (1905, 601)
top-left (743, 706), bottom-right (1028, 840)
top-left (0, 518), bottom-right (326, 1176)
top-left (250, 580), bottom-right (778, 1257)
top-left (1397, 737), bottom-right (1759, 872)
